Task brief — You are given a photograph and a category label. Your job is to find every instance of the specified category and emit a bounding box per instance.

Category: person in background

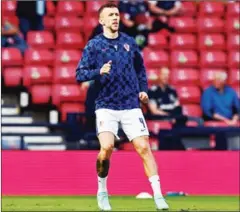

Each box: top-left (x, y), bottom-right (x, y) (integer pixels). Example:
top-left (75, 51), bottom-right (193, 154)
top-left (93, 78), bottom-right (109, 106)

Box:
top-left (1, 20), bottom-right (28, 55)
top-left (148, 0), bottom-right (182, 19)
top-left (16, 0), bottom-right (46, 40)
top-left (201, 71), bottom-right (240, 126)
top-left (148, 0), bottom-right (182, 34)
top-left (148, 67), bottom-right (188, 127)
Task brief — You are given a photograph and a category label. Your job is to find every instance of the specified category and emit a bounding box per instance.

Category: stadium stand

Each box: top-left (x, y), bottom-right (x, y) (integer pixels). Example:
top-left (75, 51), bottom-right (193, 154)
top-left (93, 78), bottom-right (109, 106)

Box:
top-left (1, 1), bottom-right (240, 151)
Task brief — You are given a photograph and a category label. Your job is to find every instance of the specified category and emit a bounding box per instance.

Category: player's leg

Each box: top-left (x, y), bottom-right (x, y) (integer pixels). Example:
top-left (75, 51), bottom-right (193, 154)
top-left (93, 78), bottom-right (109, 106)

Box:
top-left (95, 109), bottom-right (119, 211)
top-left (97, 132), bottom-right (115, 193)
top-left (132, 136), bottom-right (169, 210)
top-left (120, 109), bottom-right (169, 210)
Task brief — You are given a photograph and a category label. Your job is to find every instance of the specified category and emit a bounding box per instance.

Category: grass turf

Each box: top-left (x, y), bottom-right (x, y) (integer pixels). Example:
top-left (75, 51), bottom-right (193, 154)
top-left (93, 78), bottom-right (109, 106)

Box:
top-left (2, 196), bottom-right (239, 211)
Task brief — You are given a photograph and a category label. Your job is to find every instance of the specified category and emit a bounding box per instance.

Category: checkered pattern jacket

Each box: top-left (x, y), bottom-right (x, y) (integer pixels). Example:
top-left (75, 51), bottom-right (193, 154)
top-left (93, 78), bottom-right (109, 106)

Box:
top-left (76, 32), bottom-right (148, 110)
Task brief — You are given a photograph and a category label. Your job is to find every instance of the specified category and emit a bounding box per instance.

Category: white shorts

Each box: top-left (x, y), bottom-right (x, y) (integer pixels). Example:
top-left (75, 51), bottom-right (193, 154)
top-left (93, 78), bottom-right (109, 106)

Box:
top-left (95, 108), bottom-right (149, 141)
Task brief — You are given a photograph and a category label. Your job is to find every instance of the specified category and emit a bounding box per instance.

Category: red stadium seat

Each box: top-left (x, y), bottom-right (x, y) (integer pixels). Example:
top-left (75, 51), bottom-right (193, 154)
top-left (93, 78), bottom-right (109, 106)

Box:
top-left (228, 69), bottom-right (240, 86)
top-left (2, 1), bottom-right (16, 16)
top-left (176, 86), bottom-right (201, 104)
top-left (3, 68), bottom-right (22, 87)
top-left (227, 33), bottom-right (240, 50)
top-left (171, 68), bottom-right (199, 86)
top-left (169, 17), bottom-right (197, 33)
top-left (60, 103), bottom-right (85, 121)
top-left (182, 104), bottom-right (202, 117)
top-left (199, 34), bottom-right (225, 50)
top-left (143, 49), bottom-right (169, 68)
top-left (148, 32), bottom-right (168, 49)
top-left (227, 1), bottom-right (240, 17)
top-left (146, 69), bottom-right (159, 86)
top-left (53, 65), bottom-right (76, 84)
top-left (171, 50), bottom-right (198, 68)
top-left (147, 121), bottom-right (172, 135)
top-left (24, 49), bottom-right (54, 66)
top-left (226, 17), bottom-right (240, 33)
top-left (46, 1), bottom-right (55, 16)
top-left (228, 51), bottom-right (240, 68)
top-left (198, 17), bottom-right (224, 33)
top-left (27, 31), bottom-right (54, 49)
top-left (30, 85), bottom-right (51, 104)
top-left (83, 16), bottom-right (99, 42)
top-left (23, 66), bottom-right (52, 87)
top-left (56, 1), bottom-right (84, 16)
top-left (43, 16), bottom-right (55, 31)
top-left (200, 51), bottom-right (227, 68)
top-left (2, 48), bottom-right (22, 67)
top-left (170, 34), bottom-right (197, 49)
top-left (199, 2), bottom-right (224, 17)
top-left (181, 2), bottom-right (197, 17)
top-left (54, 50), bottom-right (82, 66)
top-left (52, 84), bottom-right (87, 107)
top-left (56, 32), bottom-right (84, 49)
top-left (55, 16), bottom-right (84, 32)
top-left (2, 16), bottom-right (19, 26)
top-left (86, 1), bottom-right (107, 15)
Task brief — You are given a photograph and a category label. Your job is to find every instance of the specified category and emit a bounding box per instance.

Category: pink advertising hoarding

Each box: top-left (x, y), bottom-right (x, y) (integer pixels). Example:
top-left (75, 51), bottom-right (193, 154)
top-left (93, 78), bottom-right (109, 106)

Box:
top-left (2, 151), bottom-right (239, 195)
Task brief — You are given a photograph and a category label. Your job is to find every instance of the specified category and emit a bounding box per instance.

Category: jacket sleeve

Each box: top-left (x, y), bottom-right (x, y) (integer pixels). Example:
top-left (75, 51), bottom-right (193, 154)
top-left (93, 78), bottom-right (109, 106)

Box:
top-left (76, 40), bottom-right (101, 83)
top-left (132, 39), bottom-right (148, 93)
top-left (201, 88), bottom-right (213, 118)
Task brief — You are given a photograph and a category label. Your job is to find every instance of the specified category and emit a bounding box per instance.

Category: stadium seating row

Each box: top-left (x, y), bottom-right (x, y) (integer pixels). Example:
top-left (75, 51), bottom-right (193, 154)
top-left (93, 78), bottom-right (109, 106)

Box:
top-left (3, 66), bottom-right (239, 89)
top-left (2, 47), bottom-right (239, 69)
top-left (2, 15), bottom-right (239, 35)
top-left (3, 30), bottom-right (239, 51)
top-left (2, 1), bottom-right (239, 17)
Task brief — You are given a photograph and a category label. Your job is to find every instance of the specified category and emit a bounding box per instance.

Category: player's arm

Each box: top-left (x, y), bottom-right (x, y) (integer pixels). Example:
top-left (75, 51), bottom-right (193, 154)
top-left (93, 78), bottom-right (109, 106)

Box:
top-left (76, 40), bottom-right (101, 83)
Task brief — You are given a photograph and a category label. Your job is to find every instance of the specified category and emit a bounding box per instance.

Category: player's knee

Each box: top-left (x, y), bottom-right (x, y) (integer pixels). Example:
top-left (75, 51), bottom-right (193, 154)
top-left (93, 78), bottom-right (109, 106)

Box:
top-left (138, 143), bottom-right (151, 157)
top-left (100, 143), bottom-right (114, 155)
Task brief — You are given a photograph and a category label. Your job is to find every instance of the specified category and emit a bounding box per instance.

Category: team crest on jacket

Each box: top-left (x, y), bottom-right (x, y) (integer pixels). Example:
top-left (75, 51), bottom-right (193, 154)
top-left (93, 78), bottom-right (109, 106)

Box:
top-left (124, 43), bottom-right (130, 51)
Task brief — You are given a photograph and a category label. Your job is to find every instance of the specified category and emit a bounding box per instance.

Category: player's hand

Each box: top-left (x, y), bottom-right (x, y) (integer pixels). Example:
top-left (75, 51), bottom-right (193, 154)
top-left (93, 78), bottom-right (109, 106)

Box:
top-left (139, 92), bottom-right (149, 104)
top-left (100, 61), bottom-right (112, 75)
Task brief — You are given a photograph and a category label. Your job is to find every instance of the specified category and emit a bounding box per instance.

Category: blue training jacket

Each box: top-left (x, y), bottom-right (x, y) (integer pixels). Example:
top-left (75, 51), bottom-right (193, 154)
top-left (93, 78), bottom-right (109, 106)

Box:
top-left (76, 32), bottom-right (148, 110)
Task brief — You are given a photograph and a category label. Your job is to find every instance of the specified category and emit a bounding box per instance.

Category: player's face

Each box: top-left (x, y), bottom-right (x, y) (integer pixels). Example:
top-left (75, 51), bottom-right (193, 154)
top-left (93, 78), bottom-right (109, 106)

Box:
top-left (99, 7), bottom-right (120, 32)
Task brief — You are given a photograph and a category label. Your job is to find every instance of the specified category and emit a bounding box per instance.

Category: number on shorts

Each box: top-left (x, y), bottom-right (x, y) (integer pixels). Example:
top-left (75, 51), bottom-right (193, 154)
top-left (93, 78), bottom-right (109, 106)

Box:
top-left (139, 118), bottom-right (146, 129)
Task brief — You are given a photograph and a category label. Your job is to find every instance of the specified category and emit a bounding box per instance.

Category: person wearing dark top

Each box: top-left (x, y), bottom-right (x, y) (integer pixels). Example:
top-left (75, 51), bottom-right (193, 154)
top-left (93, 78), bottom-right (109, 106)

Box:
top-left (16, 0), bottom-right (46, 39)
top-left (148, 0), bottom-right (182, 17)
top-left (1, 20), bottom-right (28, 55)
top-left (148, 67), bottom-right (187, 127)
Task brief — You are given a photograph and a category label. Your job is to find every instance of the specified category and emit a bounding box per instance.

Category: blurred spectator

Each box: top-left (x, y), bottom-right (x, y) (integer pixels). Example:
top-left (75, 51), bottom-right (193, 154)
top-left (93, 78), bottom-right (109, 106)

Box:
top-left (1, 20), bottom-right (28, 54)
top-left (148, 0), bottom-right (182, 19)
top-left (16, 0), bottom-right (46, 39)
top-left (148, 67), bottom-right (188, 127)
top-left (148, 0), bottom-right (181, 33)
top-left (119, 0), bottom-right (174, 49)
top-left (201, 71), bottom-right (240, 126)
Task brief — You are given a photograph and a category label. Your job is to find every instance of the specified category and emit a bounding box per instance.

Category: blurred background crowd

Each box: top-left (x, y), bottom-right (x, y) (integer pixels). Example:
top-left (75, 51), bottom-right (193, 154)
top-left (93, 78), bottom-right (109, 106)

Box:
top-left (1, 0), bottom-right (240, 151)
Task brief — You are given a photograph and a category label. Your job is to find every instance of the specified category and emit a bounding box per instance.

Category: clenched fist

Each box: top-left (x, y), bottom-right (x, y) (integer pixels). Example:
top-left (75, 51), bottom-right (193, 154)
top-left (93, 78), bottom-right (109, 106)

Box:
top-left (139, 92), bottom-right (149, 104)
top-left (100, 60), bottom-right (112, 75)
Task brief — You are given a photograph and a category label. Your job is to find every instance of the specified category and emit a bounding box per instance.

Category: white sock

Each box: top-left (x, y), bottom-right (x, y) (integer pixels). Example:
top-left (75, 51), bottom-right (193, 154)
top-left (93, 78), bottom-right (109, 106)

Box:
top-left (149, 175), bottom-right (163, 197)
top-left (98, 176), bottom-right (108, 193)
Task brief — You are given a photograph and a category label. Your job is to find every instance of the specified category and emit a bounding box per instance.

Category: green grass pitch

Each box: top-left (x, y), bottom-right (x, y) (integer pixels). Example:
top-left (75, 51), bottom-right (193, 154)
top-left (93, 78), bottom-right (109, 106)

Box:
top-left (2, 196), bottom-right (239, 211)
